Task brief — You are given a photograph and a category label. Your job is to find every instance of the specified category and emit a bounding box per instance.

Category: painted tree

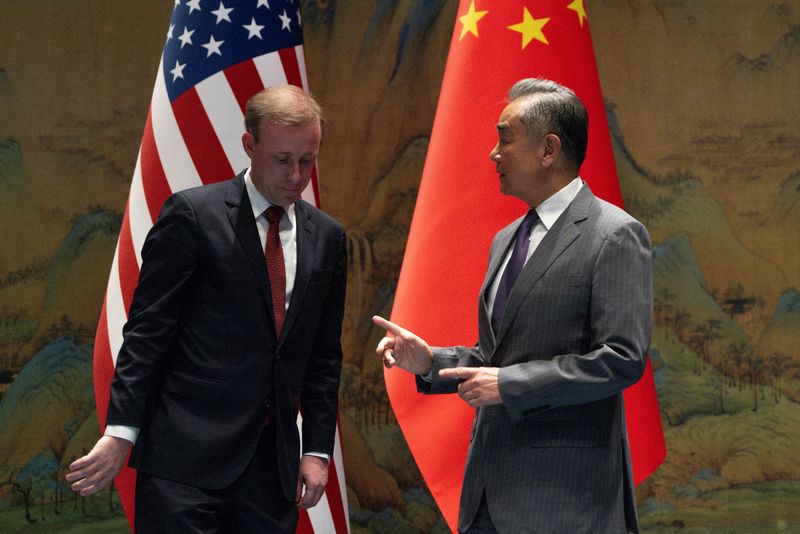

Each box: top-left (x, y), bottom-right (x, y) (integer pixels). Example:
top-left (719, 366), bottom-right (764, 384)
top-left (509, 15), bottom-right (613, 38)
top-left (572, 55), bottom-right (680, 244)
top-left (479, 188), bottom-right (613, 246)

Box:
top-left (690, 318), bottom-right (724, 369)
top-left (768, 351), bottom-right (791, 402)
top-left (745, 355), bottom-right (765, 412)
top-left (670, 307), bottom-right (691, 341)
top-left (728, 340), bottom-right (749, 390)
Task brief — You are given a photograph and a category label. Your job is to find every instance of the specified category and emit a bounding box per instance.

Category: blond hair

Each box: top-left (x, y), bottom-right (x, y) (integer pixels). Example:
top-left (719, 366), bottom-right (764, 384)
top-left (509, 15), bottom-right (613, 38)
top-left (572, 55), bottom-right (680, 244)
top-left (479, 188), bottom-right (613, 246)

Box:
top-left (244, 85), bottom-right (323, 140)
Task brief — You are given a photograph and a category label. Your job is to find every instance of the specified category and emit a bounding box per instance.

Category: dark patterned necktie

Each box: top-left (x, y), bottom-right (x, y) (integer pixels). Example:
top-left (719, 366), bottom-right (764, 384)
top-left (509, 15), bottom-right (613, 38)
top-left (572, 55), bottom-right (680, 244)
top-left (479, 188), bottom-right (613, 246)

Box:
top-left (264, 206), bottom-right (286, 337)
top-left (491, 209), bottom-right (538, 334)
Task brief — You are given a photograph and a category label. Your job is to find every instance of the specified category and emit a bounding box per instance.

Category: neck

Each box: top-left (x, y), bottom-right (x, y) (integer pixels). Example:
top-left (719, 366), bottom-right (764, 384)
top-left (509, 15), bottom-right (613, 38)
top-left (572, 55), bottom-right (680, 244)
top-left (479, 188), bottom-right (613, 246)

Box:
top-left (526, 172), bottom-right (575, 207)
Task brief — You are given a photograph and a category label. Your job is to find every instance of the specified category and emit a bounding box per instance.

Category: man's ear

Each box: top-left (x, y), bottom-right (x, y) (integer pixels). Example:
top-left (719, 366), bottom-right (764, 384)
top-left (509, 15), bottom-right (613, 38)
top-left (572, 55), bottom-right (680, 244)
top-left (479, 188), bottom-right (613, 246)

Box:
top-left (541, 133), bottom-right (562, 167)
top-left (242, 132), bottom-right (255, 157)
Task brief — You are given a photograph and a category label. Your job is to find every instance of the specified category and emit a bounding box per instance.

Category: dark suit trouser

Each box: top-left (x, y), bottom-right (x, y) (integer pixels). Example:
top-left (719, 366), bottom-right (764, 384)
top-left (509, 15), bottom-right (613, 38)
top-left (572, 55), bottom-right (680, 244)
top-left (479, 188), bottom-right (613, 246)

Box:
top-left (134, 423), bottom-right (296, 533)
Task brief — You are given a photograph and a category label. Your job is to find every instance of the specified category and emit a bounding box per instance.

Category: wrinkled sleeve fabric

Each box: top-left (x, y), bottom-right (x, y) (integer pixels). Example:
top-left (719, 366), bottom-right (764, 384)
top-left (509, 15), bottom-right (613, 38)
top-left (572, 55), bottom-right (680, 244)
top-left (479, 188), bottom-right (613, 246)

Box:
top-left (416, 344), bottom-right (486, 394)
top-left (106, 192), bottom-right (199, 429)
top-left (300, 230), bottom-right (347, 456)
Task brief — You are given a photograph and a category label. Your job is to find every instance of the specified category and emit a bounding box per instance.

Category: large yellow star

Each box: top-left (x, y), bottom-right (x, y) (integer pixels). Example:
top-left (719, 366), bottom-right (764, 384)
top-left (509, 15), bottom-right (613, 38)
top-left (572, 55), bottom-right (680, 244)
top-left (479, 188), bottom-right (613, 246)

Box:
top-left (458, 0), bottom-right (488, 41)
top-left (507, 7), bottom-right (549, 49)
top-left (567, 0), bottom-right (588, 27)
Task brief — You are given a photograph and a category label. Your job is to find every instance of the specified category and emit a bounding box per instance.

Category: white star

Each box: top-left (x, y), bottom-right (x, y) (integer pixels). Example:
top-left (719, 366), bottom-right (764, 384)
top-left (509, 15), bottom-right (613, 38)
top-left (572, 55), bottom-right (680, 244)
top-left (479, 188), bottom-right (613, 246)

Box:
top-left (178, 27), bottom-right (195, 48)
top-left (174, 0), bottom-right (181, 6)
top-left (296, 9), bottom-right (302, 27)
top-left (186, 0), bottom-right (202, 14)
top-left (279, 9), bottom-right (291, 30)
top-left (202, 35), bottom-right (224, 57)
top-left (211, 2), bottom-right (233, 23)
top-left (257, 0), bottom-right (270, 8)
top-left (167, 23), bottom-right (175, 40)
top-left (170, 60), bottom-right (186, 82)
top-left (243, 17), bottom-right (265, 40)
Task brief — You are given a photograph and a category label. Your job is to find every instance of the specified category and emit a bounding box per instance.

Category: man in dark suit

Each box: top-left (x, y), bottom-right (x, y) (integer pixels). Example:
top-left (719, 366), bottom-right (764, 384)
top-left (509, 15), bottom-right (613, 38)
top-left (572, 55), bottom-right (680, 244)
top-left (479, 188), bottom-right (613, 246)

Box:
top-left (66, 85), bottom-right (346, 533)
top-left (374, 78), bottom-right (652, 533)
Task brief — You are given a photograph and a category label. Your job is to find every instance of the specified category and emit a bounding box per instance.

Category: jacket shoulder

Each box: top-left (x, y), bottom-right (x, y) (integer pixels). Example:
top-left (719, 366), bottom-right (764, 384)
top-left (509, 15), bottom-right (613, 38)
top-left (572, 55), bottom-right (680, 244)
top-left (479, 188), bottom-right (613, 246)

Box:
top-left (296, 199), bottom-right (344, 233)
top-left (175, 175), bottom-right (240, 202)
top-left (588, 195), bottom-right (647, 236)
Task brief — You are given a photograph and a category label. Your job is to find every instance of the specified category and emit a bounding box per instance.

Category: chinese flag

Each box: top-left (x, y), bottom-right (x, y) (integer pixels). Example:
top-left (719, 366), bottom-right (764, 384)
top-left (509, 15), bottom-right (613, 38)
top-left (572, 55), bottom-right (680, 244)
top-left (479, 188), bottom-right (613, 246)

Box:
top-left (385, 1), bottom-right (666, 530)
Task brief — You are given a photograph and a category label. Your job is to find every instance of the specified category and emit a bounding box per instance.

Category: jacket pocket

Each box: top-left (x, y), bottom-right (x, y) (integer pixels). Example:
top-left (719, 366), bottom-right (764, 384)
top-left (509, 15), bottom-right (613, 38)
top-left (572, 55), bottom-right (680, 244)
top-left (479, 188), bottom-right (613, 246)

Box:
top-left (525, 421), bottom-right (604, 448)
top-left (535, 275), bottom-right (584, 289)
top-left (161, 370), bottom-right (231, 403)
top-left (308, 269), bottom-right (334, 285)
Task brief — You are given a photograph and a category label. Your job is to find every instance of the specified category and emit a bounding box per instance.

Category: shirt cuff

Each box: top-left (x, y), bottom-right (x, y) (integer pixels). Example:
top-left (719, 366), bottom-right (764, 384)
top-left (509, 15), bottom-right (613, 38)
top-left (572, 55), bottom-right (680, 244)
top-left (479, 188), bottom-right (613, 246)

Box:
top-left (105, 424), bottom-right (139, 445)
top-left (304, 451), bottom-right (330, 463)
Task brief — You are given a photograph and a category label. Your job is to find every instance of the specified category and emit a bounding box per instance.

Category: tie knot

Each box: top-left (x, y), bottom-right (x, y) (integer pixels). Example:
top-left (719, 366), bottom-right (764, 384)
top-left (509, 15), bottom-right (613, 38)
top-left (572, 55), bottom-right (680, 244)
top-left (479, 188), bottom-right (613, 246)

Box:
top-left (265, 205), bottom-right (285, 225)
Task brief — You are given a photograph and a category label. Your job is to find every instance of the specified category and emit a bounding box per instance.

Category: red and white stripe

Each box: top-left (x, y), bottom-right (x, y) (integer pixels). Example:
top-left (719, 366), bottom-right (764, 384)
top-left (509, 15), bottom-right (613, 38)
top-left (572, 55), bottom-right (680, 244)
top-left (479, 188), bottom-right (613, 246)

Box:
top-left (93, 45), bottom-right (349, 534)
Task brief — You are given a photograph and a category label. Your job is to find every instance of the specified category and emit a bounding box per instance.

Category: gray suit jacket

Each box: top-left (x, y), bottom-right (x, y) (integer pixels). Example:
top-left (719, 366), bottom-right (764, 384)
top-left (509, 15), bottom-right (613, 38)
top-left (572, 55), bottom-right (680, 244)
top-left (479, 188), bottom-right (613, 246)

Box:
top-left (418, 185), bottom-right (652, 534)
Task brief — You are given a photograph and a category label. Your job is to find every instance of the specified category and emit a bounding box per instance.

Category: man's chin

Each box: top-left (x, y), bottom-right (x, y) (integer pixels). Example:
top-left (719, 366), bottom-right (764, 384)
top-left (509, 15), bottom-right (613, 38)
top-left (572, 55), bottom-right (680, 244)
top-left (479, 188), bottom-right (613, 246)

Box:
top-left (279, 192), bottom-right (302, 206)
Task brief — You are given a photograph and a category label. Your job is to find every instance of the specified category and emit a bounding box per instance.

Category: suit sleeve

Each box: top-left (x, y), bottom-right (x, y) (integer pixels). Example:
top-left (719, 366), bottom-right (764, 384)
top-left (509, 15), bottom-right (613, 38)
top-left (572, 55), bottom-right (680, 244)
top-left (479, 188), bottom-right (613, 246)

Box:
top-left (106, 192), bottom-right (198, 428)
top-left (416, 345), bottom-right (485, 394)
top-left (299, 229), bottom-right (347, 456)
top-left (499, 219), bottom-right (653, 423)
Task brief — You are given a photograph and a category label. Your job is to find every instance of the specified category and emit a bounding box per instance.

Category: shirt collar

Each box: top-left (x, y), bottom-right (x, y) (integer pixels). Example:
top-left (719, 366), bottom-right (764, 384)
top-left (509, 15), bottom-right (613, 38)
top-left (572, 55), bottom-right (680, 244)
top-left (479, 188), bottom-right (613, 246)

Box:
top-left (244, 168), bottom-right (296, 225)
top-left (533, 176), bottom-right (583, 230)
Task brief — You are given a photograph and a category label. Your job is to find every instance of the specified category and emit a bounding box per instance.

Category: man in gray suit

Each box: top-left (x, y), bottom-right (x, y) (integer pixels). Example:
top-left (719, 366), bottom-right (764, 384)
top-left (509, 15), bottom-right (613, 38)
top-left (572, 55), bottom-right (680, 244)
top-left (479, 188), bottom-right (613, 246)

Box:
top-left (373, 78), bottom-right (652, 533)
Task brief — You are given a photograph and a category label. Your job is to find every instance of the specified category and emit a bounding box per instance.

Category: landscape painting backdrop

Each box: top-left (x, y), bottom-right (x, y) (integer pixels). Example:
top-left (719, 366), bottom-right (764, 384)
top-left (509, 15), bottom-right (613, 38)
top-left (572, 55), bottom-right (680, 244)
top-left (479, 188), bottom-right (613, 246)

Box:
top-left (0, 1), bottom-right (797, 532)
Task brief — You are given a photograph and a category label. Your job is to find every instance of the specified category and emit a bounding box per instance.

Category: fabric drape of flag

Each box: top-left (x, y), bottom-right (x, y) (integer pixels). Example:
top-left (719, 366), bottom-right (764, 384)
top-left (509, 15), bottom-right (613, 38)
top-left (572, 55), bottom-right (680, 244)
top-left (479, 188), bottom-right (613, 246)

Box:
top-left (384, 0), bottom-right (666, 530)
top-left (92, 2), bottom-right (348, 532)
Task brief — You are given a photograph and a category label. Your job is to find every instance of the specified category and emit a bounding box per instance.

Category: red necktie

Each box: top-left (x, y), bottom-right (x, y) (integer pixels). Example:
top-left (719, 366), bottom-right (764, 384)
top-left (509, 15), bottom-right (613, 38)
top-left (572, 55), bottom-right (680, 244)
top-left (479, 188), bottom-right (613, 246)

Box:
top-left (264, 206), bottom-right (286, 337)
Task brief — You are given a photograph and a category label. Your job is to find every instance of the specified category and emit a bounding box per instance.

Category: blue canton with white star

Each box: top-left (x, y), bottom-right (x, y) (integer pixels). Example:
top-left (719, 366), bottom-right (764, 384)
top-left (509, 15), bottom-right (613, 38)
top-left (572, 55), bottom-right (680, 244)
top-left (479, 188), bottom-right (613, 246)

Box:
top-left (163, 0), bottom-right (304, 102)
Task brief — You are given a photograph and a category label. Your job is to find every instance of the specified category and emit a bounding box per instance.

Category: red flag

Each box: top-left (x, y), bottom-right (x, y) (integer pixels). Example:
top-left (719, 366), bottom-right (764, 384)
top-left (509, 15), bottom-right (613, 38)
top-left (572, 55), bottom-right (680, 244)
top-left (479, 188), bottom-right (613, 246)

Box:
top-left (385, 0), bottom-right (665, 530)
top-left (92, 2), bottom-right (348, 532)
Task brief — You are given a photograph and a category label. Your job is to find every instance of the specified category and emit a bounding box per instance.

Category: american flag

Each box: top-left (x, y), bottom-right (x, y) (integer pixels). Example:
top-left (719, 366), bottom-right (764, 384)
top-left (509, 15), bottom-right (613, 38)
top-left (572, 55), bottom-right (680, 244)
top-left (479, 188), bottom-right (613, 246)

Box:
top-left (92, 1), bottom-right (349, 532)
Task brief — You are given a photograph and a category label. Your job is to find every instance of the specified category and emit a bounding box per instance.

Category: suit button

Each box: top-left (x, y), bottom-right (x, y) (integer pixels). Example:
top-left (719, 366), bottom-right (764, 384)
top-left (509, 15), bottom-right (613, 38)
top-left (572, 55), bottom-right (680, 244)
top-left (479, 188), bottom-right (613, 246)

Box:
top-left (264, 399), bottom-right (272, 408)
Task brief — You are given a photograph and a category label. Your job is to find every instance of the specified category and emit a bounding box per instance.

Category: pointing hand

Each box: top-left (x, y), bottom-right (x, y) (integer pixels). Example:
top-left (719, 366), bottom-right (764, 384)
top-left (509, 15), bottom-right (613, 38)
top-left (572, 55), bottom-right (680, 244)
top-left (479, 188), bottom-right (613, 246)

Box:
top-left (372, 315), bottom-right (433, 376)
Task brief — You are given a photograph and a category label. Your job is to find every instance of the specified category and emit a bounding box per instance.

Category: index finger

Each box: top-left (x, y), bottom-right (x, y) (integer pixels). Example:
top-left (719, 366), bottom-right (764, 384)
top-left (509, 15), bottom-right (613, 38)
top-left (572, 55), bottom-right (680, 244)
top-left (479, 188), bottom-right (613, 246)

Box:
top-left (438, 367), bottom-right (479, 379)
top-left (68, 454), bottom-right (92, 472)
top-left (372, 315), bottom-right (405, 336)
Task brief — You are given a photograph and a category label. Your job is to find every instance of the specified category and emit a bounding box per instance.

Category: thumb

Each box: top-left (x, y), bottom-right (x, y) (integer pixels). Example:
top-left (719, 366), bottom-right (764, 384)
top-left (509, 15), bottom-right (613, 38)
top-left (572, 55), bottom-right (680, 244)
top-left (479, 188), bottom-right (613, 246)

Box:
top-left (296, 475), bottom-right (304, 502)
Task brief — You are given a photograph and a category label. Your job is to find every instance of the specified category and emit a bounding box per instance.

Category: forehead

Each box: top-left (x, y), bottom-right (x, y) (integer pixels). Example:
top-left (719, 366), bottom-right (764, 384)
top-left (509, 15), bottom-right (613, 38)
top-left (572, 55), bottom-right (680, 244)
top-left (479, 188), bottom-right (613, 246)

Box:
top-left (497, 99), bottom-right (528, 134)
top-left (258, 118), bottom-right (320, 133)
top-left (258, 120), bottom-right (321, 146)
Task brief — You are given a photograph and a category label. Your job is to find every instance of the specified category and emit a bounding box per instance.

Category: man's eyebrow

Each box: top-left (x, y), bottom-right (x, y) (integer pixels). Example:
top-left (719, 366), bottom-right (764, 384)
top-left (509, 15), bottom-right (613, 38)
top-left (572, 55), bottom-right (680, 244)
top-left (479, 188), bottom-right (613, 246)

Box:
top-left (496, 123), bottom-right (510, 132)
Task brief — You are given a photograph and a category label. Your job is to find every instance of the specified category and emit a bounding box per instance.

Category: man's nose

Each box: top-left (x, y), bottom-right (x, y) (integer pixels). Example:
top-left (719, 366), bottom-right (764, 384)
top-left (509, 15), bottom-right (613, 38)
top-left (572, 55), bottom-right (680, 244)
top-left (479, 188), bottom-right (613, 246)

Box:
top-left (289, 161), bottom-right (303, 181)
top-left (489, 145), bottom-right (500, 161)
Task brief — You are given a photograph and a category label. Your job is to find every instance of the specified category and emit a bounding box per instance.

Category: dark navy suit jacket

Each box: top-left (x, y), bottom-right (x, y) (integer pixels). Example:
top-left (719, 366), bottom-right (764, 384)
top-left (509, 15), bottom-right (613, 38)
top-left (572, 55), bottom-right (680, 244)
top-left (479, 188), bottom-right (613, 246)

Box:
top-left (107, 172), bottom-right (346, 500)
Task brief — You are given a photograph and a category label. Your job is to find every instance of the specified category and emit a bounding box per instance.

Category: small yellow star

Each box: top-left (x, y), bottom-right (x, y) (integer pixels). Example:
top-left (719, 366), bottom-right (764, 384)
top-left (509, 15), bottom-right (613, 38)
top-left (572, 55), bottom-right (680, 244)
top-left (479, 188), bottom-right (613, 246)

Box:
top-left (567, 0), bottom-right (588, 27)
top-left (458, 0), bottom-right (489, 41)
top-left (507, 7), bottom-right (549, 49)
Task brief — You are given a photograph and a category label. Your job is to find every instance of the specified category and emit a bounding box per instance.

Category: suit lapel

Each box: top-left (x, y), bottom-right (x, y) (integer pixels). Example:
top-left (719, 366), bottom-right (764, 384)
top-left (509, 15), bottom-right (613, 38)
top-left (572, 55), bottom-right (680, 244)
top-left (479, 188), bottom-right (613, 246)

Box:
top-left (224, 173), bottom-right (276, 330)
top-left (493, 187), bottom-right (594, 348)
top-left (281, 200), bottom-right (315, 345)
